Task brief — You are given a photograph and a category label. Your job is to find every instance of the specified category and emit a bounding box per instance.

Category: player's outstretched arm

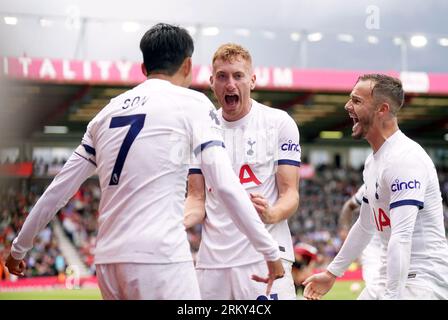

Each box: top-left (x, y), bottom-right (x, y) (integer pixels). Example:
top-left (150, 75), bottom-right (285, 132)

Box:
top-left (184, 173), bottom-right (206, 229)
top-left (8, 149), bottom-right (96, 263)
top-left (325, 201), bottom-right (375, 280)
top-left (250, 164), bottom-right (299, 224)
top-left (302, 270), bottom-right (336, 300)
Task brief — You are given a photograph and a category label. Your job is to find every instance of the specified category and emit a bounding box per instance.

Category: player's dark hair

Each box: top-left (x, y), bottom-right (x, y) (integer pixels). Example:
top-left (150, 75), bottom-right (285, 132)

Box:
top-left (140, 23), bottom-right (194, 76)
top-left (357, 74), bottom-right (405, 115)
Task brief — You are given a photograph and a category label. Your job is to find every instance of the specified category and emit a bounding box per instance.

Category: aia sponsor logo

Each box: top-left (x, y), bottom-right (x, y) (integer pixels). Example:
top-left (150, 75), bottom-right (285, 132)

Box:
top-left (239, 164), bottom-right (261, 185)
top-left (373, 208), bottom-right (390, 232)
top-left (391, 179), bottom-right (421, 192)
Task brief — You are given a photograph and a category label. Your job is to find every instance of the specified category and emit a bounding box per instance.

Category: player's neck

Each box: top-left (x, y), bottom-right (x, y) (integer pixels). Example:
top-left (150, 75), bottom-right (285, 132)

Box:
top-left (367, 120), bottom-right (399, 153)
top-left (147, 73), bottom-right (189, 88)
top-left (222, 99), bottom-right (253, 122)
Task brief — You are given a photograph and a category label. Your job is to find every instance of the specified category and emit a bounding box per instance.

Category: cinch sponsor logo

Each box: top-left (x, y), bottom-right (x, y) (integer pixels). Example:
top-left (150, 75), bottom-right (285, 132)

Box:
top-left (281, 140), bottom-right (300, 152)
top-left (391, 179), bottom-right (421, 192)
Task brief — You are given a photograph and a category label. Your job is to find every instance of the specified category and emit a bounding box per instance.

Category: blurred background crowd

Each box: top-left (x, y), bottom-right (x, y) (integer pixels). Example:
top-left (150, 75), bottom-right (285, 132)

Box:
top-left (2, 160), bottom-right (447, 280)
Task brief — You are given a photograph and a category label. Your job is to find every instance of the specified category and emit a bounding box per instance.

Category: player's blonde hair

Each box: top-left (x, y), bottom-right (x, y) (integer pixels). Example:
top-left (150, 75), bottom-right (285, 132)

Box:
top-left (212, 43), bottom-right (253, 65)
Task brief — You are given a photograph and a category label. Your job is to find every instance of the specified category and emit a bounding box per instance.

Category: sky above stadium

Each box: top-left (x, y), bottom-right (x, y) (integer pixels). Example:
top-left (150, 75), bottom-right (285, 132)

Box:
top-left (1, 0), bottom-right (447, 72)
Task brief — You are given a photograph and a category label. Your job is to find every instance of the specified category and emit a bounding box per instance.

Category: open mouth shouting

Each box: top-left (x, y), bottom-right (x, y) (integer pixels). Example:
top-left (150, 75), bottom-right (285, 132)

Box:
top-left (349, 112), bottom-right (363, 139)
top-left (224, 94), bottom-right (239, 108)
top-left (350, 113), bottom-right (359, 132)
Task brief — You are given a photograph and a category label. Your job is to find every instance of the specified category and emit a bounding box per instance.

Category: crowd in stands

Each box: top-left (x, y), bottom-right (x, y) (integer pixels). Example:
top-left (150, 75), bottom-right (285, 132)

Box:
top-left (0, 156), bottom-right (69, 177)
top-left (58, 181), bottom-right (100, 275)
top-left (32, 158), bottom-right (67, 177)
top-left (289, 165), bottom-right (364, 267)
top-left (0, 186), bottom-right (66, 279)
top-left (1, 165), bottom-right (447, 279)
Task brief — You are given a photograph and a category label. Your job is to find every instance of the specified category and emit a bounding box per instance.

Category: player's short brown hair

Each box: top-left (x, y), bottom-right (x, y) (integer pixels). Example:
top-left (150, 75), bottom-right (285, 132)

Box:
top-left (212, 43), bottom-right (252, 65)
top-left (357, 74), bottom-right (405, 115)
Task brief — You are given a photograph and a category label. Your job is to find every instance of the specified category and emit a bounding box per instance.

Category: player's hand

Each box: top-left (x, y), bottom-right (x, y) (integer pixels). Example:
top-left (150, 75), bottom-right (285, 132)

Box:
top-left (251, 259), bottom-right (285, 296)
top-left (302, 270), bottom-right (336, 300)
top-left (250, 193), bottom-right (275, 224)
top-left (5, 254), bottom-right (26, 277)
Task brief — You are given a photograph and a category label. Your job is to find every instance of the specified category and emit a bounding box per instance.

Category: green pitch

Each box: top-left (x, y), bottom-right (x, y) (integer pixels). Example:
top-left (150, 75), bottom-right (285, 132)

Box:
top-left (322, 280), bottom-right (364, 300)
top-left (296, 280), bottom-right (364, 300)
top-left (0, 288), bottom-right (102, 300)
top-left (0, 281), bottom-right (364, 300)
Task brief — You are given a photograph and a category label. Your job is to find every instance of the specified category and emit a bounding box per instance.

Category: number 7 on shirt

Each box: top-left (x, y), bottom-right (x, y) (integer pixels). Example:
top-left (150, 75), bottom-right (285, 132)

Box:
top-left (109, 114), bottom-right (146, 186)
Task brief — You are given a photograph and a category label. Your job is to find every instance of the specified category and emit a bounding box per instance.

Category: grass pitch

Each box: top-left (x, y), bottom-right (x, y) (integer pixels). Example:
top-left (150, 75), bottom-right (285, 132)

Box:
top-left (0, 288), bottom-right (102, 300)
top-left (322, 280), bottom-right (364, 300)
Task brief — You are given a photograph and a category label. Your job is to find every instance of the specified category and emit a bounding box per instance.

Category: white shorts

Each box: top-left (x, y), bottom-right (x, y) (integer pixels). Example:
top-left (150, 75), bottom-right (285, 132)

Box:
top-left (360, 239), bottom-right (382, 287)
top-left (196, 260), bottom-right (296, 300)
top-left (357, 282), bottom-right (439, 300)
top-left (96, 261), bottom-right (201, 300)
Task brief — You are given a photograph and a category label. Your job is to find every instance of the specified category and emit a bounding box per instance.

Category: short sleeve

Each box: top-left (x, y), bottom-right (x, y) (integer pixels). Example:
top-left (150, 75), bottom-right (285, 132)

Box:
top-left (276, 114), bottom-right (301, 167)
top-left (353, 184), bottom-right (366, 205)
top-left (185, 98), bottom-right (224, 166)
top-left (382, 160), bottom-right (426, 210)
top-left (74, 119), bottom-right (97, 166)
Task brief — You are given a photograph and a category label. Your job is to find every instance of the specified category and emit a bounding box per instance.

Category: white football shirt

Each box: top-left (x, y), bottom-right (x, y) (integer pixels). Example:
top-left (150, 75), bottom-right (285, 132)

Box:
top-left (192, 100), bottom-right (301, 268)
top-left (12, 79), bottom-right (281, 266)
top-left (361, 130), bottom-right (448, 297)
top-left (11, 79), bottom-right (224, 265)
top-left (83, 79), bottom-right (226, 264)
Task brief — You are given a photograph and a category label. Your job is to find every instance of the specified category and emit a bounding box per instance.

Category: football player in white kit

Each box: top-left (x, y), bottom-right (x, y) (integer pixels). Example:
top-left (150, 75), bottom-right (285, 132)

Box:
top-left (184, 43), bottom-right (300, 300)
top-left (339, 184), bottom-right (382, 288)
top-left (303, 74), bottom-right (448, 300)
top-left (5, 24), bottom-right (285, 299)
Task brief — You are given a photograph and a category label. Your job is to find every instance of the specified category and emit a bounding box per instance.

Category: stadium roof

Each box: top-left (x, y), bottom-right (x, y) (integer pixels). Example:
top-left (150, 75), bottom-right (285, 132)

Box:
top-left (1, 0), bottom-right (447, 146)
top-left (1, 60), bottom-right (447, 145)
top-left (1, 0), bottom-right (448, 72)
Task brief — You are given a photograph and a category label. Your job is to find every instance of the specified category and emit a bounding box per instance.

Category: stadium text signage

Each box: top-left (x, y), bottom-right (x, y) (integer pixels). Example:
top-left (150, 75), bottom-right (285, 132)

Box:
top-left (2, 56), bottom-right (448, 94)
top-left (1, 56), bottom-right (295, 89)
